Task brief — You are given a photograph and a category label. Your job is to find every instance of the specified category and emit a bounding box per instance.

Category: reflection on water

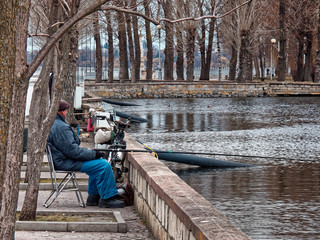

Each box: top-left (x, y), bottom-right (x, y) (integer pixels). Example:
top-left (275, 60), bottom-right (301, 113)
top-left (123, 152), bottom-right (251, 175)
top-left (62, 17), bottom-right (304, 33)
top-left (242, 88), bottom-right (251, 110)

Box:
top-left (110, 97), bottom-right (320, 239)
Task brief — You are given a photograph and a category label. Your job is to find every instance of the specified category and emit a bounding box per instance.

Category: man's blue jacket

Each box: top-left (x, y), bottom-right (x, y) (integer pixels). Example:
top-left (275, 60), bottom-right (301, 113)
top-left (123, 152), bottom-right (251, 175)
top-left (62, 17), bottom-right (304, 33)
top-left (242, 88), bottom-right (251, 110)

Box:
top-left (47, 114), bottom-right (96, 171)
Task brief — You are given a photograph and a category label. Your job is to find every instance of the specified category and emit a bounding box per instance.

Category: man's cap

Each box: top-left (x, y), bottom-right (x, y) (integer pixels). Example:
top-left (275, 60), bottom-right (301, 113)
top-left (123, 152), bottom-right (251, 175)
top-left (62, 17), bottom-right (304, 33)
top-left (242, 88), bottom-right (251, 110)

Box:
top-left (58, 100), bottom-right (70, 111)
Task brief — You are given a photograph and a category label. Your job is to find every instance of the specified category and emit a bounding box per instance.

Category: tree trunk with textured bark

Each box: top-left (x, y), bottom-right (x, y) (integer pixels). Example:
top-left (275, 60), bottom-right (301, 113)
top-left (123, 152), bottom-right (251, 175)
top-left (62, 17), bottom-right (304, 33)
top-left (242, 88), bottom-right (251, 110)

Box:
top-left (126, 12), bottom-right (136, 83)
top-left (176, 23), bottom-right (184, 81)
top-left (314, 5), bottom-right (320, 83)
top-left (186, 26), bottom-right (196, 81)
top-left (106, 12), bottom-right (114, 83)
top-left (200, 18), bottom-right (215, 81)
top-left (277, 0), bottom-right (287, 82)
top-left (116, 1), bottom-right (129, 82)
top-left (259, 42), bottom-right (265, 81)
top-left (162, 0), bottom-right (174, 81)
top-left (0, 0), bottom-right (17, 216)
top-left (19, 0), bottom-right (64, 221)
top-left (229, 44), bottom-right (238, 81)
top-left (94, 11), bottom-right (102, 83)
top-left (0, 1), bottom-right (29, 239)
top-left (131, 0), bottom-right (140, 81)
top-left (144, 1), bottom-right (153, 80)
top-left (237, 29), bottom-right (251, 82)
top-left (303, 32), bottom-right (312, 81)
top-left (63, 2), bottom-right (80, 123)
top-left (19, 53), bottom-right (55, 221)
top-left (294, 35), bottom-right (304, 81)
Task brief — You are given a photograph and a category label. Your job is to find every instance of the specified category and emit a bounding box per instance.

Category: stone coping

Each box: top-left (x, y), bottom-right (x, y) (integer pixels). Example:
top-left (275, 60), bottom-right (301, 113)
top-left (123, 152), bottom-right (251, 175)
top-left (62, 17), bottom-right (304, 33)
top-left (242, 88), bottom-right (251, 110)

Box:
top-left (15, 210), bottom-right (126, 233)
top-left (85, 80), bottom-right (320, 86)
top-left (125, 134), bottom-right (250, 239)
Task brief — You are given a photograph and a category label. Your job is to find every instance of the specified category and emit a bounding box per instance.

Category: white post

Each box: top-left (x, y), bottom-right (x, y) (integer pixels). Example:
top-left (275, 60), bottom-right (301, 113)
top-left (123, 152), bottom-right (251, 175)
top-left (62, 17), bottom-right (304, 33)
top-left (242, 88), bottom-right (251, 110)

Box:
top-left (271, 38), bottom-right (276, 81)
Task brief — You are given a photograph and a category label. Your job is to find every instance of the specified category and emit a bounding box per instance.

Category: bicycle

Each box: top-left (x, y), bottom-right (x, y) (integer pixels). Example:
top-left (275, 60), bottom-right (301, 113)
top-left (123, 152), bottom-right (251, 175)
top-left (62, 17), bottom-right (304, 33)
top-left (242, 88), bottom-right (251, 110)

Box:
top-left (106, 119), bottom-right (131, 183)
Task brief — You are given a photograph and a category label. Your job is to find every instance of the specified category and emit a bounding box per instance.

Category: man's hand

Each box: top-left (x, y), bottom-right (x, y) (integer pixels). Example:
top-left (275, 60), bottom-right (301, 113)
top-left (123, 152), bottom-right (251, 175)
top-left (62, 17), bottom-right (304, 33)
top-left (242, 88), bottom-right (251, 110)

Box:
top-left (95, 150), bottom-right (106, 159)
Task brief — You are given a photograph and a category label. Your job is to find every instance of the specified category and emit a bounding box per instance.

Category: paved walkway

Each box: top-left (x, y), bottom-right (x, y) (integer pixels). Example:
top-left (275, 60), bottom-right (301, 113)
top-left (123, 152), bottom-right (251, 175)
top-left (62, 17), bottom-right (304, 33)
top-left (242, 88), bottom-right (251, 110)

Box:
top-left (16, 136), bottom-right (155, 240)
top-left (16, 191), bottom-right (154, 240)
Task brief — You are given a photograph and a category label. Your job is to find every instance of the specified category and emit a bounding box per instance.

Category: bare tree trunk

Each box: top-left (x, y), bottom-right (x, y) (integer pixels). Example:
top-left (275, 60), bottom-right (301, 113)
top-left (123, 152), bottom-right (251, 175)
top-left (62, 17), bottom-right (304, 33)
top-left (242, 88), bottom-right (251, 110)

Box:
top-left (63, 1), bottom-right (80, 123)
top-left (116, 2), bottom-right (129, 82)
top-left (131, 0), bottom-right (140, 81)
top-left (0, 0), bottom-right (17, 214)
top-left (199, 12), bottom-right (206, 80)
top-left (63, 24), bottom-right (79, 123)
top-left (144, 0), bottom-right (153, 80)
top-left (303, 31), bottom-right (312, 81)
top-left (237, 29), bottom-right (251, 82)
top-left (200, 18), bottom-right (215, 80)
top-left (184, 1), bottom-right (196, 82)
top-left (94, 11), bottom-right (102, 83)
top-left (162, 0), bottom-right (174, 81)
top-left (217, 27), bottom-right (222, 81)
top-left (205, 19), bottom-right (215, 80)
top-left (259, 43), bottom-right (265, 81)
top-left (106, 12), bottom-right (114, 83)
top-left (277, 0), bottom-right (287, 82)
top-left (229, 44), bottom-right (238, 81)
top-left (174, 0), bottom-right (184, 81)
top-left (0, 70), bottom-right (29, 240)
top-left (237, 30), bottom-right (246, 82)
top-left (126, 12), bottom-right (136, 83)
top-left (314, 5), bottom-right (320, 83)
top-left (228, 1), bottom-right (239, 81)
top-left (186, 26), bottom-right (196, 81)
top-left (19, 53), bottom-right (54, 221)
top-left (294, 35), bottom-right (304, 81)
top-left (0, 1), bottom-right (29, 239)
top-left (254, 57), bottom-right (260, 79)
top-left (19, 0), bottom-right (61, 221)
top-left (176, 23), bottom-right (184, 81)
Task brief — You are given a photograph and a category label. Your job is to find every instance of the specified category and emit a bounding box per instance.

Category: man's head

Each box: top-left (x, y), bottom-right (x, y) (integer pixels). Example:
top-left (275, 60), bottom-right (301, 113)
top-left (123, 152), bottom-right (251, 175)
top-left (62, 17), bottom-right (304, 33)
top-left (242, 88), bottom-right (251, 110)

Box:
top-left (58, 100), bottom-right (70, 117)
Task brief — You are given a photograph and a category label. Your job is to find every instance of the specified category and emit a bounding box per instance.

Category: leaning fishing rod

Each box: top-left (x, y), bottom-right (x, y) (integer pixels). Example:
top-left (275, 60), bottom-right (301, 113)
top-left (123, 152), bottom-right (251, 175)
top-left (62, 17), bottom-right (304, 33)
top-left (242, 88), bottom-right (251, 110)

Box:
top-left (94, 148), bottom-right (319, 162)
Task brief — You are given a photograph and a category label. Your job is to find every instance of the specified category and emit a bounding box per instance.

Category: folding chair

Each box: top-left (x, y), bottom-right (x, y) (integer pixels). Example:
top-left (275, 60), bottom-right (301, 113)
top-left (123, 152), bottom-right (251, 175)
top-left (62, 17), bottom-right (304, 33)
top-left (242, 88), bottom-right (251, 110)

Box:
top-left (43, 145), bottom-right (85, 208)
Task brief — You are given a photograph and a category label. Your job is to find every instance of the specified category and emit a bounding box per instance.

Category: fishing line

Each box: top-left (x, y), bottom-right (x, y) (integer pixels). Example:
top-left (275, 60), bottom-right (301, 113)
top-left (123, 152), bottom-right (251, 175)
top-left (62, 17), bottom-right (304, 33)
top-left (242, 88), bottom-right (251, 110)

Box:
top-left (94, 148), bottom-right (318, 162)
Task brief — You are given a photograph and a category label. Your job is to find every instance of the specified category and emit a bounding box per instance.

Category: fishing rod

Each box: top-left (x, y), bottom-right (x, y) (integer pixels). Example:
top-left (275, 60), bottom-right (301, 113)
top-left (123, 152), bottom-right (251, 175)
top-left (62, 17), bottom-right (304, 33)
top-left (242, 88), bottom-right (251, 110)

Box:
top-left (94, 148), bottom-right (318, 162)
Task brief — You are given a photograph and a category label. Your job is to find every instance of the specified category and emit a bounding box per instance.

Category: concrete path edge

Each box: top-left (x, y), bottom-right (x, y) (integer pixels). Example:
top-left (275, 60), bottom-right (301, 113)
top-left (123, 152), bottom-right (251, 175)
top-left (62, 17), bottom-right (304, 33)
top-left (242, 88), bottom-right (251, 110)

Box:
top-left (15, 211), bottom-right (127, 233)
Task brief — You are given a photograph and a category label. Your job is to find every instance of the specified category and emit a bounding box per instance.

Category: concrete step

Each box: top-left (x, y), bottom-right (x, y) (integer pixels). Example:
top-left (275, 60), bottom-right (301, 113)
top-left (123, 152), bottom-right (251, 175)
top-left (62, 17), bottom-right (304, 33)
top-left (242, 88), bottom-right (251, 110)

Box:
top-left (20, 171), bottom-right (88, 180)
top-left (19, 182), bottom-right (88, 191)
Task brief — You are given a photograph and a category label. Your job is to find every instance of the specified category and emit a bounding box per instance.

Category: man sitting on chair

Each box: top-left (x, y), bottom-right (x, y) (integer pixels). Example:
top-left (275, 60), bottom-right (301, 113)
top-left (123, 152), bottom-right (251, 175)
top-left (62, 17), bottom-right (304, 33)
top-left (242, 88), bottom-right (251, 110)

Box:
top-left (47, 100), bottom-right (125, 208)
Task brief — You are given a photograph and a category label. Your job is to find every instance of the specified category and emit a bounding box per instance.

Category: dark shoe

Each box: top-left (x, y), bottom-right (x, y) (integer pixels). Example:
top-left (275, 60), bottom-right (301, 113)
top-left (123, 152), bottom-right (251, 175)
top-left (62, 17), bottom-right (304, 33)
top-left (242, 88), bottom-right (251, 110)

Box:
top-left (98, 197), bottom-right (126, 208)
top-left (86, 194), bottom-right (100, 206)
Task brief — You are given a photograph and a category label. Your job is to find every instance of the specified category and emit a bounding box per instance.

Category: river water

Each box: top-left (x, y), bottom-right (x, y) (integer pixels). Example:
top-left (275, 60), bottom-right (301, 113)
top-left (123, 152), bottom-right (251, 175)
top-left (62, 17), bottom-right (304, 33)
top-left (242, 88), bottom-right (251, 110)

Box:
top-left (109, 97), bottom-right (320, 240)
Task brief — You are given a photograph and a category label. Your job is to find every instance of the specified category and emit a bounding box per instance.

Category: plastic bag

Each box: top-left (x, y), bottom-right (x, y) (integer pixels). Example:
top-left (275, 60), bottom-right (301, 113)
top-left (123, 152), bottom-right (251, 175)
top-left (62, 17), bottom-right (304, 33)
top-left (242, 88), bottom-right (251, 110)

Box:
top-left (94, 129), bottom-right (112, 144)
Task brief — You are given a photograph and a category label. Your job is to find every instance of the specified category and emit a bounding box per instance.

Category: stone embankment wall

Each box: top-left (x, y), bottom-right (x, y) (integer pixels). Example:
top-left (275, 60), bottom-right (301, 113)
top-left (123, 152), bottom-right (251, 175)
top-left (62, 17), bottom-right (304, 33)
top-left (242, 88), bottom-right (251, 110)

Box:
top-left (84, 81), bottom-right (320, 98)
top-left (124, 134), bottom-right (251, 240)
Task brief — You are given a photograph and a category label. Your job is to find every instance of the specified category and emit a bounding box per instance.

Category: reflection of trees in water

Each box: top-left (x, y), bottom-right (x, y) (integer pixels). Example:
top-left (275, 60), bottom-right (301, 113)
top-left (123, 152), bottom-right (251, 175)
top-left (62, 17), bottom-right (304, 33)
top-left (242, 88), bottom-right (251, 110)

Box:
top-left (142, 111), bottom-right (258, 132)
top-left (186, 113), bottom-right (194, 132)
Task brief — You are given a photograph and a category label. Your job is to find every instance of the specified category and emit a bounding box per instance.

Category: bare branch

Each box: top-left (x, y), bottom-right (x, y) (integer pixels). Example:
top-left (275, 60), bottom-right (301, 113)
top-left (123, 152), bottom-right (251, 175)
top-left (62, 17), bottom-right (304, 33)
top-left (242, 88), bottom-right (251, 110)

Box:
top-left (101, 0), bottom-right (253, 25)
top-left (27, 0), bottom-right (111, 80)
top-left (101, 5), bottom-right (160, 25)
top-left (58, 0), bottom-right (71, 17)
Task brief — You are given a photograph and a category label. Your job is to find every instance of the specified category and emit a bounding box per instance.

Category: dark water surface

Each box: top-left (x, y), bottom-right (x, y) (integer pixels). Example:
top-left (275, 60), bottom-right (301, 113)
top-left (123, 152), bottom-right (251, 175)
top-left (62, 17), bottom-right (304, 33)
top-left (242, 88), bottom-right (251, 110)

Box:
top-left (108, 97), bottom-right (320, 240)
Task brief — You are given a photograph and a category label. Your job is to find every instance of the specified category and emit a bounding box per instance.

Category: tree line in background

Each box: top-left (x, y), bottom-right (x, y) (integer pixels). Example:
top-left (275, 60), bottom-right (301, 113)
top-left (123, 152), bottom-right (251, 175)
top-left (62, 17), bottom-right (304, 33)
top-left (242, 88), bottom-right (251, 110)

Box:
top-left (0, 0), bottom-right (320, 239)
top-left (27, 0), bottom-right (320, 83)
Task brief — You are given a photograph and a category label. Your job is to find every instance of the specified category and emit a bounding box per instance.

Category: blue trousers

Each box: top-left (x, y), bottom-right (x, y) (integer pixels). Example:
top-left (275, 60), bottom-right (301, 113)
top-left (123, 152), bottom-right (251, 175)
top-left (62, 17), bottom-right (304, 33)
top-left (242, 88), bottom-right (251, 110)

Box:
top-left (80, 158), bottom-right (118, 199)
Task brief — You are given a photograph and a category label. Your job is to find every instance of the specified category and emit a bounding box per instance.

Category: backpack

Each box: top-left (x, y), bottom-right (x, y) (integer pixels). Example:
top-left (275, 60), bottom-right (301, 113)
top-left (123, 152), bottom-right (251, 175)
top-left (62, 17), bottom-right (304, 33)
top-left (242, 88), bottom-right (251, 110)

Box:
top-left (116, 182), bottom-right (134, 206)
